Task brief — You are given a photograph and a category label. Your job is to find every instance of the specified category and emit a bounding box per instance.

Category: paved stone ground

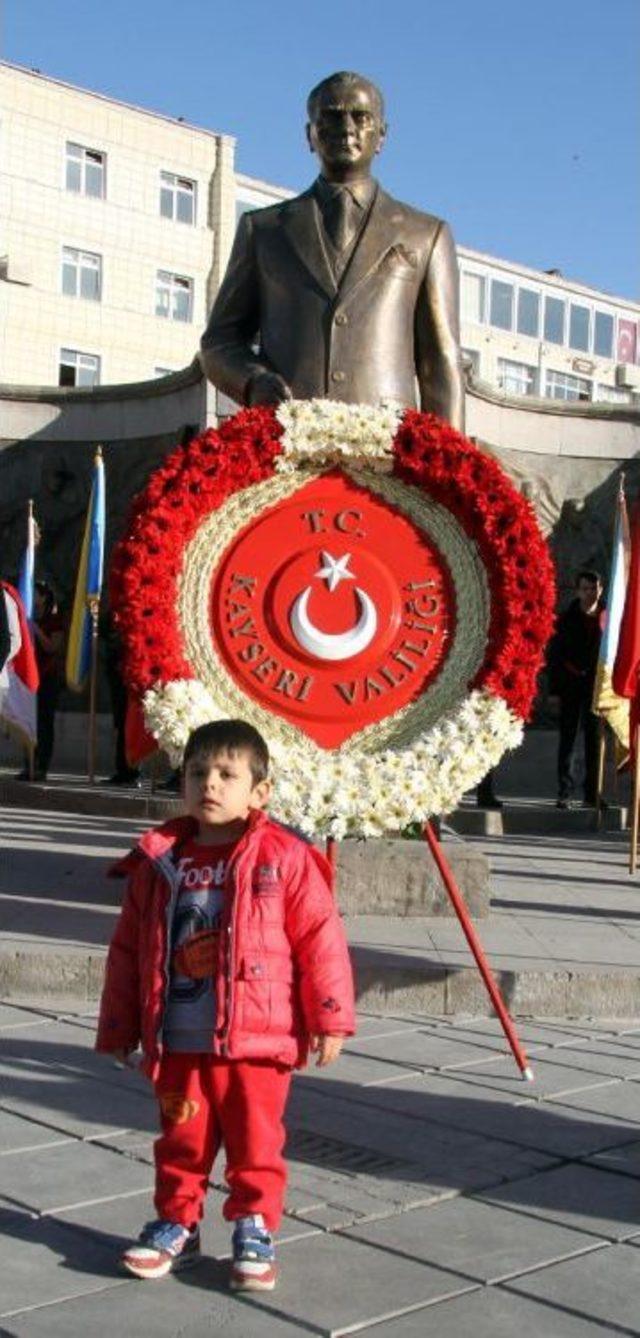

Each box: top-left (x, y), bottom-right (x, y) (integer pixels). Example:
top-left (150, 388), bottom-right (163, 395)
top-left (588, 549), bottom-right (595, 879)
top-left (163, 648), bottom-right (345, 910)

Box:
top-left (3, 1001), bottom-right (640, 1335)
top-left (3, 790), bottom-right (640, 1333)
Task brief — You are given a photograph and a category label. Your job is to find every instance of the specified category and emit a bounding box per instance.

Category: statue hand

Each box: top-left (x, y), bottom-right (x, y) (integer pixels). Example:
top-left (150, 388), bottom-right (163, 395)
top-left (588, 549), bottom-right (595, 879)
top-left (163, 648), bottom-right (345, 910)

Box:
top-left (246, 371), bottom-right (292, 406)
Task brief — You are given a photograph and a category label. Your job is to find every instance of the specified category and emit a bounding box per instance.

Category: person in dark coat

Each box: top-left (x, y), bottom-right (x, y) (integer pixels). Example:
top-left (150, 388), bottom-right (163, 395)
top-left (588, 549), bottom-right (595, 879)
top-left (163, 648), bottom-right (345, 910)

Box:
top-left (548, 570), bottom-right (604, 808)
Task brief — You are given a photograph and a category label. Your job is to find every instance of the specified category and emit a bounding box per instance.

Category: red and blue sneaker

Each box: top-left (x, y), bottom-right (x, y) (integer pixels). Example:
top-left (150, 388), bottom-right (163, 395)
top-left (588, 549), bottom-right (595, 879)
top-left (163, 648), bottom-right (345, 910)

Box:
top-left (230, 1214), bottom-right (277, 1291)
top-left (120, 1219), bottom-right (200, 1279)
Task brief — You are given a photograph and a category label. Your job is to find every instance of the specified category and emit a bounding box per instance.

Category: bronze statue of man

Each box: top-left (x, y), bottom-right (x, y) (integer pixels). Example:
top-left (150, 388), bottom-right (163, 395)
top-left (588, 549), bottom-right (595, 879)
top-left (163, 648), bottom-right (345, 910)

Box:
top-left (201, 71), bottom-right (465, 430)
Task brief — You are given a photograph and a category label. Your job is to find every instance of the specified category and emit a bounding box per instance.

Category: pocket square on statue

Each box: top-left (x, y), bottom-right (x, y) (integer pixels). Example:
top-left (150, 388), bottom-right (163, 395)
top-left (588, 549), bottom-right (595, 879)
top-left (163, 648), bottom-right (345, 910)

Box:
top-left (173, 929), bottom-right (219, 979)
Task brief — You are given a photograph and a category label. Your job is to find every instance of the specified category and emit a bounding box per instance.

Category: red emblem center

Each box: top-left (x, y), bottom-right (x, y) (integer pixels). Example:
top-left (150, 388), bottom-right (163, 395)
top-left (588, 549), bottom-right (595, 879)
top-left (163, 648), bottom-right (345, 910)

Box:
top-left (211, 471), bottom-right (454, 747)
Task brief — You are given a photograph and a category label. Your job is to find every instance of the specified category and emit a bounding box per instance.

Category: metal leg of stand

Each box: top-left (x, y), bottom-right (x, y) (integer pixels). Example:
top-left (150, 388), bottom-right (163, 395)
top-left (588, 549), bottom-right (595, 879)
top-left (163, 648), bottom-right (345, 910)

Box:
top-left (423, 820), bottom-right (533, 1081)
top-left (325, 835), bottom-right (337, 893)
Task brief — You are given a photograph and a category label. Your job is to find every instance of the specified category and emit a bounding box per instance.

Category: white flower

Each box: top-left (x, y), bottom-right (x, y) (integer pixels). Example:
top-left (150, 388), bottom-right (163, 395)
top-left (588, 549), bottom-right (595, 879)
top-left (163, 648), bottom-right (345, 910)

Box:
top-left (142, 677), bottom-right (523, 836)
top-left (274, 398), bottom-right (401, 473)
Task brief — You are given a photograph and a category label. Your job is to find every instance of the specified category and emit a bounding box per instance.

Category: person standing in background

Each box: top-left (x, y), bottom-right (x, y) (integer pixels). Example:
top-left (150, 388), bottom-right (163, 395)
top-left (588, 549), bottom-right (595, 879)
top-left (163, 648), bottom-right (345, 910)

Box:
top-left (548, 570), bottom-right (604, 809)
top-left (16, 580), bottom-right (65, 781)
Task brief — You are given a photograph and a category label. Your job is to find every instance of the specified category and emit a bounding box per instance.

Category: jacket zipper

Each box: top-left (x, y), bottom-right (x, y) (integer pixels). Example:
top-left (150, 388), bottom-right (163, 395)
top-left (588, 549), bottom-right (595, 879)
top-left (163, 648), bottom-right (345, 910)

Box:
top-left (155, 856), bottom-right (181, 1063)
top-left (218, 837), bottom-right (251, 1055)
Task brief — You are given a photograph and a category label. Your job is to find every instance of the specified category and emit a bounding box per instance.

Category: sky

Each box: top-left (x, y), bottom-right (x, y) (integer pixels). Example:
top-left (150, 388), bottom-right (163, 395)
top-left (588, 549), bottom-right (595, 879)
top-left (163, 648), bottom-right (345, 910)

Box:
top-left (4, 0), bottom-right (639, 300)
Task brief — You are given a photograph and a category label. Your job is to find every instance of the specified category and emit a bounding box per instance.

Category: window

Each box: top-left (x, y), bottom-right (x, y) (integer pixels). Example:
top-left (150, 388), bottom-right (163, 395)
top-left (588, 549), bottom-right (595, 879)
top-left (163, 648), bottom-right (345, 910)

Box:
top-left (155, 271), bottom-right (193, 322)
top-left (497, 359), bottom-right (537, 396)
top-left (160, 172), bottom-right (196, 224)
top-left (61, 247), bottom-right (102, 300)
top-left (65, 142), bottom-right (105, 198)
top-left (517, 288), bottom-right (540, 338)
top-left (595, 384), bottom-right (631, 404)
top-left (569, 303), bottom-right (590, 352)
top-left (544, 296), bottom-right (565, 345)
top-left (545, 369), bottom-right (591, 402)
top-left (58, 348), bottom-right (101, 387)
top-left (461, 272), bottom-right (486, 324)
top-left (489, 280), bottom-right (513, 331)
top-left (594, 311), bottom-right (614, 359)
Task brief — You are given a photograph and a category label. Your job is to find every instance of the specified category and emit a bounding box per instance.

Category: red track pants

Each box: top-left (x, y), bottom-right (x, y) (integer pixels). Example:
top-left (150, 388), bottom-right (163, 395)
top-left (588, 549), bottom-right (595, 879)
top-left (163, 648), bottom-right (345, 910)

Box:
top-left (153, 1052), bottom-right (292, 1232)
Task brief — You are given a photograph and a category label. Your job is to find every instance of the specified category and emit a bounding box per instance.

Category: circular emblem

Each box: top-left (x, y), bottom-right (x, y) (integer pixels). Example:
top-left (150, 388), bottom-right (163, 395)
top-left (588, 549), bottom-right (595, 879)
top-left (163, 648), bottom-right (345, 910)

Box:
top-left (210, 473), bottom-right (454, 747)
top-left (110, 401), bottom-right (555, 832)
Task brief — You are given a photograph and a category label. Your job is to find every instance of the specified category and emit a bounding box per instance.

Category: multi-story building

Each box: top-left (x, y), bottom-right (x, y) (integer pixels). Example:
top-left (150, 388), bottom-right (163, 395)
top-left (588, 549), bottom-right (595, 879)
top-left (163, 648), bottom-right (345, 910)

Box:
top-left (1, 61), bottom-right (639, 406)
top-left (459, 251), bottom-right (640, 406)
top-left (0, 61), bottom-right (240, 387)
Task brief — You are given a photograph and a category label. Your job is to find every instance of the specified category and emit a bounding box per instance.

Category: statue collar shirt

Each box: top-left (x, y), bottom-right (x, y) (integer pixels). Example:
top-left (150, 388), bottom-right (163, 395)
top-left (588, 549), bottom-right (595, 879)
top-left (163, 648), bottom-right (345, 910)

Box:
top-left (313, 176), bottom-right (378, 277)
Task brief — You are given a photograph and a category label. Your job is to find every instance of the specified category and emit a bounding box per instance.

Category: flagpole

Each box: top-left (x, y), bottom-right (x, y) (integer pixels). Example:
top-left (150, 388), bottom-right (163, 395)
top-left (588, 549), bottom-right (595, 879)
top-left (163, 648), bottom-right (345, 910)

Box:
top-left (630, 723), bottom-right (640, 875)
top-left (595, 719), bottom-right (606, 832)
top-left (87, 594), bottom-right (100, 784)
top-left (86, 445), bottom-right (105, 786)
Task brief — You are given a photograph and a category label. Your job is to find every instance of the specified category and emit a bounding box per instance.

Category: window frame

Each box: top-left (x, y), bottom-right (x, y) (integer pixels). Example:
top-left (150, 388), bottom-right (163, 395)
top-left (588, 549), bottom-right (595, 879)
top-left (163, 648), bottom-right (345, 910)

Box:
top-left (61, 246), bottom-right (102, 301)
top-left (155, 269), bottom-right (194, 323)
top-left (58, 347), bottom-right (101, 388)
top-left (544, 368), bottom-right (592, 402)
top-left (497, 357), bottom-right (538, 397)
top-left (65, 141), bottom-right (106, 199)
top-left (460, 270), bottom-right (487, 326)
top-left (159, 171), bottom-right (197, 225)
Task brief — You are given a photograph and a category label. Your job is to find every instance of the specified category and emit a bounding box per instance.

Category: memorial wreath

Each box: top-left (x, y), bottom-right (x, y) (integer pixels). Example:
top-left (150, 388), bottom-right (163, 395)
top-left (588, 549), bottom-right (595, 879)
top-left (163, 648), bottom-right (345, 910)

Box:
top-left (111, 400), bottom-right (554, 836)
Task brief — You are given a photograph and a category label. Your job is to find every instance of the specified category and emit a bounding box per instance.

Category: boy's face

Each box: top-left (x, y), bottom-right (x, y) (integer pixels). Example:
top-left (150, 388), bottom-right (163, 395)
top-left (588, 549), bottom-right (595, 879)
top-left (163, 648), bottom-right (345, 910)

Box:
top-left (182, 747), bottom-right (270, 840)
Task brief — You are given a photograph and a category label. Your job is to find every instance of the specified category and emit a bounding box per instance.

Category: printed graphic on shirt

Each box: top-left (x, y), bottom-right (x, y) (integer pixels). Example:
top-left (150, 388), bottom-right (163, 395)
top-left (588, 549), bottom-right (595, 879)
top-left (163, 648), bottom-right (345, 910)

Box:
top-left (163, 841), bottom-right (234, 1052)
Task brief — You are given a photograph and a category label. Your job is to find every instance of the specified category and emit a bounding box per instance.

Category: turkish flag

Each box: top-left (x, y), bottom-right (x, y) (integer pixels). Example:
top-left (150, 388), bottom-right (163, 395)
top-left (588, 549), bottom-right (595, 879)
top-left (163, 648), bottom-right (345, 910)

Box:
top-left (617, 320), bottom-right (638, 366)
top-left (614, 504), bottom-right (640, 723)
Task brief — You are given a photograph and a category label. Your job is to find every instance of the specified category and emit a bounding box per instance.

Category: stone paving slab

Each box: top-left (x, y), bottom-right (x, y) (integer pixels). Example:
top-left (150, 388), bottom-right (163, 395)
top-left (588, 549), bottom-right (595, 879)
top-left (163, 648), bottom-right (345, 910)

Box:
top-left (504, 1241), bottom-right (640, 1333)
top-left (0, 1140), bottom-right (153, 1216)
top-left (236, 1229), bottom-right (480, 1334)
top-left (3, 1274), bottom-right (324, 1337)
top-left (0, 1208), bottom-right (121, 1323)
top-left (344, 1195), bottom-right (605, 1284)
top-left (334, 1066), bottom-right (640, 1158)
top-left (424, 1050), bottom-right (640, 1097)
top-left (478, 1161), bottom-right (640, 1241)
top-left (586, 1137), bottom-right (640, 1177)
top-left (359, 1275), bottom-right (615, 1337)
top-left (0, 1062), bottom-right (156, 1141)
top-left (0, 1109), bottom-right (75, 1155)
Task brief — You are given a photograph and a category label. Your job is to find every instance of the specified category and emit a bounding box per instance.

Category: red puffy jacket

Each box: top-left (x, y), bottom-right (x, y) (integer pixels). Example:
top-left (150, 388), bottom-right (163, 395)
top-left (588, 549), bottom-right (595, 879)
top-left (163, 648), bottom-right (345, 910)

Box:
top-left (96, 809), bottom-right (355, 1078)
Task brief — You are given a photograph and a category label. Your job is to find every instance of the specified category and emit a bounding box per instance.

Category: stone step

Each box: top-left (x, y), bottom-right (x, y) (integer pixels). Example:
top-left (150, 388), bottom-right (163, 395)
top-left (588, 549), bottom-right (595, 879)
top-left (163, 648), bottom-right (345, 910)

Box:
top-left (450, 801), bottom-right (628, 837)
top-left (1, 940), bottom-right (638, 1019)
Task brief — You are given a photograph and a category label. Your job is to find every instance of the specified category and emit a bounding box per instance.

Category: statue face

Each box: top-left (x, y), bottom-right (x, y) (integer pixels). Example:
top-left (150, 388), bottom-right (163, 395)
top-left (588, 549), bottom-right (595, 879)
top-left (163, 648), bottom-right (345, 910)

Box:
top-left (306, 81), bottom-right (386, 179)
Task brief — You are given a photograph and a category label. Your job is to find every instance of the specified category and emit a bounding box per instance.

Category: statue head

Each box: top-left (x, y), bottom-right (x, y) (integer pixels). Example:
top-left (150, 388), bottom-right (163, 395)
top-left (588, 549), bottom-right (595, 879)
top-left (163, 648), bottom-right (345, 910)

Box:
top-left (306, 71), bottom-right (387, 182)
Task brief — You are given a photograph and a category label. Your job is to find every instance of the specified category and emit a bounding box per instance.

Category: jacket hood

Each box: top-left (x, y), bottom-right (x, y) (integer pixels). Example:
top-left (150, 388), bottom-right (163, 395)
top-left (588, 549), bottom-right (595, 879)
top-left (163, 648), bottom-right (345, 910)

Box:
top-left (109, 807), bottom-right (269, 878)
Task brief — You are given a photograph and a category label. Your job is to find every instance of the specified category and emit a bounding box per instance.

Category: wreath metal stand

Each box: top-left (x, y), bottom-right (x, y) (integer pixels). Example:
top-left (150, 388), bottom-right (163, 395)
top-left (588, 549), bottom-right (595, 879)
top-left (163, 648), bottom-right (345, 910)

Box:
top-left (326, 827), bottom-right (534, 1082)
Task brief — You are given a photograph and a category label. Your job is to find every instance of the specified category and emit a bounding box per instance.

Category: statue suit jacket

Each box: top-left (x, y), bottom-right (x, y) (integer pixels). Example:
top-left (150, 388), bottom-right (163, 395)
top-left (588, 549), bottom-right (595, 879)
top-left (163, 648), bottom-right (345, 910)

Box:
top-left (200, 182), bottom-right (464, 428)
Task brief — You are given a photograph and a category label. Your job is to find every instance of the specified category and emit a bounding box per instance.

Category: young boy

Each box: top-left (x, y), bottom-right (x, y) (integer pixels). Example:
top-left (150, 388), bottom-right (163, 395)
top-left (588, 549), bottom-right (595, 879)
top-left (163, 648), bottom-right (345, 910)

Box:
top-left (96, 719), bottom-right (355, 1291)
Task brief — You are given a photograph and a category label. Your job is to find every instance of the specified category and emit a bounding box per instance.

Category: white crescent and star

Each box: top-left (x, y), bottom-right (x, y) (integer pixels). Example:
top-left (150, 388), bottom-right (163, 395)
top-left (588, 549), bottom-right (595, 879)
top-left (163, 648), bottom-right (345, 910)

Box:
top-left (289, 551), bottom-right (378, 662)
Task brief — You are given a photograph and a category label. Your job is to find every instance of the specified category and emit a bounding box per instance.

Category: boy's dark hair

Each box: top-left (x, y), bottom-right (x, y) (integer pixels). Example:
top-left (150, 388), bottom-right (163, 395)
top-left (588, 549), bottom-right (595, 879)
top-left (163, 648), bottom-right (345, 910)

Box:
top-left (575, 569), bottom-right (602, 586)
top-left (183, 719), bottom-right (270, 784)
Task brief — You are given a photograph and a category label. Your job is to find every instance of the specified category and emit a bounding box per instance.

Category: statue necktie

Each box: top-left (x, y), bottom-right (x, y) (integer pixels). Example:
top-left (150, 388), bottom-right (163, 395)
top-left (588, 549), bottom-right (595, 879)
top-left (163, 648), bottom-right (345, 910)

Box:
top-left (324, 189), bottom-right (359, 253)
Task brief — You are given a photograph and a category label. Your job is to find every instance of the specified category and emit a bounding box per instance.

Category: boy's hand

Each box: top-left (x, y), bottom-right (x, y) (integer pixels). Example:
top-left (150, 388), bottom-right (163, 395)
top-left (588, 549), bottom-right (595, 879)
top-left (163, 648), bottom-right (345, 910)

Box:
top-left (309, 1034), bottom-right (344, 1067)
